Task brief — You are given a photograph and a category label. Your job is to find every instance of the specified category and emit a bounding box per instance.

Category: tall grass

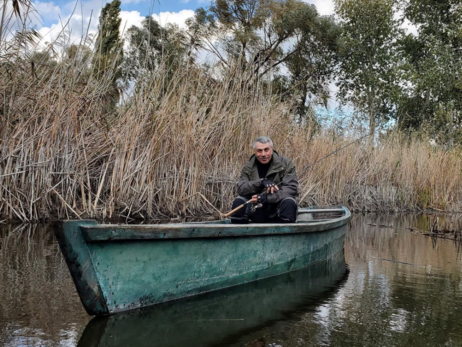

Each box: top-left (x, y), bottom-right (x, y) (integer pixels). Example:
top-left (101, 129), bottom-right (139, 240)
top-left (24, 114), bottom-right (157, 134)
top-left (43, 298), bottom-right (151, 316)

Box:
top-left (302, 133), bottom-right (462, 212)
top-left (1, 9), bottom-right (462, 222)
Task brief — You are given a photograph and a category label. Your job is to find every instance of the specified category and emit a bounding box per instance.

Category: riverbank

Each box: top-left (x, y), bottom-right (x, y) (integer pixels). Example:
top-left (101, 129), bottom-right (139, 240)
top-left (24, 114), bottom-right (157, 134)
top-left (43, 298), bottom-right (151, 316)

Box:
top-left (2, 62), bottom-right (462, 222)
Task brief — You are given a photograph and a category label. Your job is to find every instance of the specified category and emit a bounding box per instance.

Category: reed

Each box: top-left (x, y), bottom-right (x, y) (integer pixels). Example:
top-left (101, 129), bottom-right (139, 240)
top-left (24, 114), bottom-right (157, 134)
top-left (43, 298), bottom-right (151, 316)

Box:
top-left (2, 14), bottom-right (462, 222)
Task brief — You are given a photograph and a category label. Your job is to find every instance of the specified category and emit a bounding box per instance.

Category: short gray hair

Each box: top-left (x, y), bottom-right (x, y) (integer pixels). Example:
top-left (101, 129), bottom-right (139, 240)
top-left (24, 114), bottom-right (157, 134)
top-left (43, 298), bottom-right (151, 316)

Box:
top-left (253, 136), bottom-right (273, 149)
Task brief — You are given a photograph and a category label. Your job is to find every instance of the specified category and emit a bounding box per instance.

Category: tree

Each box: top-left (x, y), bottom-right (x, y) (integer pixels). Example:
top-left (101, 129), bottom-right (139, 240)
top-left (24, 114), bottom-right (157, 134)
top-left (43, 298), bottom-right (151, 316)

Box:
top-left (93, 0), bottom-right (123, 113)
top-left (189, 1), bottom-right (335, 77)
top-left (123, 17), bottom-right (187, 85)
top-left (96, 0), bottom-right (122, 57)
top-left (335, 0), bottom-right (404, 137)
top-left (282, 14), bottom-right (340, 123)
top-left (397, 0), bottom-right (462, 144)
top-left (187, 0), bottom-right (340, 122)
top-left (186, 0), bottom-right (268, 72)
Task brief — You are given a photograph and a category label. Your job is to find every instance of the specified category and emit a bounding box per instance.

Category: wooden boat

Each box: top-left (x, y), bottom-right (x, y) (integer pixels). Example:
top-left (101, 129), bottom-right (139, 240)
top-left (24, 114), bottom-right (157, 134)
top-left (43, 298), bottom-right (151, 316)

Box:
top-left (77, 252), bottom-right (348, 347)
top-left (53, 206), bottom-right (350, 316)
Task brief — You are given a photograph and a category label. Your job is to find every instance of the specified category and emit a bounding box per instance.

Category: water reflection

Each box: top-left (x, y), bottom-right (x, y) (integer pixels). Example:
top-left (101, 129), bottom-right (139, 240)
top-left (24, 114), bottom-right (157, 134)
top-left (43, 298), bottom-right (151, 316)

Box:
top-left (336, 214), bottom-right (462, 347)
top-left (0, 224), bottom-right (89, 347)
top-left (2, 214), bottom-right (462, 346)
top-left (78, 253), bottom-right (348, 347)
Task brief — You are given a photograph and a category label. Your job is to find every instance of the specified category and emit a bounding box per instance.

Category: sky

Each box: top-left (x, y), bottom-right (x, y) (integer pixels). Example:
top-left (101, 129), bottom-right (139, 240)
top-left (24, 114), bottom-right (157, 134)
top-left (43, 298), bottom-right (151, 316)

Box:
top-left (26, 0), bottom-right (336, 47)
top-left (17, 0), bottom-right (414, 113)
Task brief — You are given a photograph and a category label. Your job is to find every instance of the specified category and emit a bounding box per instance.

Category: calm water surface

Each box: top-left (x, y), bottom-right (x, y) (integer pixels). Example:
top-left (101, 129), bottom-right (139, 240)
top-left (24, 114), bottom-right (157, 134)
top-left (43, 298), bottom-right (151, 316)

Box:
top-left (1, 214), bottom-right (462, 347)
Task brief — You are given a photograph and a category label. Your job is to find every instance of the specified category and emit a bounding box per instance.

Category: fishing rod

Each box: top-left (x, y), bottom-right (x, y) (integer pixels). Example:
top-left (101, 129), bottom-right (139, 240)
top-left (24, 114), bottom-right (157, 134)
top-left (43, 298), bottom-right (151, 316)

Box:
top-left (224, 132), bottom-right (371, 218)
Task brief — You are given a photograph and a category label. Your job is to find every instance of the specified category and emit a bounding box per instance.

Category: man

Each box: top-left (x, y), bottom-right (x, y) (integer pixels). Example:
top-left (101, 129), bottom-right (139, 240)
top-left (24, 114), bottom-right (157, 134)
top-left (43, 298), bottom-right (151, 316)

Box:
top-left (231, 136), bottom-right (298, 224)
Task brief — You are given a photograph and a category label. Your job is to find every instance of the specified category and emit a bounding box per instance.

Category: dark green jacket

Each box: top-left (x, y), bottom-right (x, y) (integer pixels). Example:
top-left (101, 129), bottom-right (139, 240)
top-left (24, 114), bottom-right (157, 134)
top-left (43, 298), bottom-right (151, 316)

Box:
top-left (237, 151), bottom-right (298, 204)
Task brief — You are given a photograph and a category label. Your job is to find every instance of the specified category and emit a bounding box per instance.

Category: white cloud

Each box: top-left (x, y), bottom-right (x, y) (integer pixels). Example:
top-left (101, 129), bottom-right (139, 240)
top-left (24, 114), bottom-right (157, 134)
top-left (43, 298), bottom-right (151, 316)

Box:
top-left (151, 9), bottom-right (195, 29)
top-left (396, 10), bottom-right (418, 36)
top-left (120, 10), bottom-right (144, 33)
top-left (30, 0), bottom-right (193, 51)
top-left (401, 19), bottom-right (418, 36)
top-left (304, 0), bottom-right (335, 16)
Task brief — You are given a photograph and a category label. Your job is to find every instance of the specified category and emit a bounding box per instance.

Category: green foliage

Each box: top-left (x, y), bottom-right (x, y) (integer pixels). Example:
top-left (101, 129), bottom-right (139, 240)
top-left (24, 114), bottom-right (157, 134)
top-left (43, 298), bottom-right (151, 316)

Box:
top-left (123, 17), bottom-right (187, 85)
top-left (66, 44), bottom-right (92, 66)
top-left (335, 0), bottom-right (404, 136)
top-left (96, 0), bottom-right (122, 56)
top-left (396, 0), bottom-right (462, 145)
top-left (187, 0), bottom-right (340, 124)
top-left (93, 0), bottom-right (123, 115)
top-left (94, 0), bottom-right (123, 79)
top-left (283, 14), bottom-right (340, 123)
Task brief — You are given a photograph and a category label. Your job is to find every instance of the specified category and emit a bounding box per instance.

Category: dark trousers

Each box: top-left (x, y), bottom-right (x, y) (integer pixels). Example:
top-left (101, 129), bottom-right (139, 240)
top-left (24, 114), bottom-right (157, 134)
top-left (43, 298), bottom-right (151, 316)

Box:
top-left (230, 196), bottom-right (298, 224)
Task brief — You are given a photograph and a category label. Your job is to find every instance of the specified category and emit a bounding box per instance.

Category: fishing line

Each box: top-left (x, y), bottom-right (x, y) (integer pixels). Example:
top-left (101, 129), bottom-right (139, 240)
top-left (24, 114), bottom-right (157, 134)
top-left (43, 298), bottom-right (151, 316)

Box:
top-left (294, 132), bottom-right (371, 179)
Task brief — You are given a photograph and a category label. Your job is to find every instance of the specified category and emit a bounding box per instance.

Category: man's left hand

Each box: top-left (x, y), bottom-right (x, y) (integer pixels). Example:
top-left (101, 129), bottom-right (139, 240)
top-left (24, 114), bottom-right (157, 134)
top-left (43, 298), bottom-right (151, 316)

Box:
top-left (262, 178), bottom-right (279, 194)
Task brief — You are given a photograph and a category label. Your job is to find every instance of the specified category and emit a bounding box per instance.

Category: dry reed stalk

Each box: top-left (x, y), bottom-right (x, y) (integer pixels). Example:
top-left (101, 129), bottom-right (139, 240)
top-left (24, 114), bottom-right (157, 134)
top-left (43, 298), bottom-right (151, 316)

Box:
top-left (2, 16), bottom-right (462, 221)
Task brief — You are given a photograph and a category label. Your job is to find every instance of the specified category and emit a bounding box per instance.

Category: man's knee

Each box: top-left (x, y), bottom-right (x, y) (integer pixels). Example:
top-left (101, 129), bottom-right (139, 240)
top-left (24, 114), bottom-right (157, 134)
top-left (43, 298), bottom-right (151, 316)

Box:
top-left (231, 196), bottom-right (250, 224)
top-left (278, 198), bottom-right (298, 223)
top-left (232, 196), bottom-right (247, 209)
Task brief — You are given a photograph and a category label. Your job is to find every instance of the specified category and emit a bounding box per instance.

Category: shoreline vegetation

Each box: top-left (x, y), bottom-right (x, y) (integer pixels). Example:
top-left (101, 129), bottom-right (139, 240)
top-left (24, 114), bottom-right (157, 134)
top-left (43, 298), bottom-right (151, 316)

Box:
top-left (2, 1), bottom-right (462, 223)
top-left (1, 59), bottom-right (461, 223)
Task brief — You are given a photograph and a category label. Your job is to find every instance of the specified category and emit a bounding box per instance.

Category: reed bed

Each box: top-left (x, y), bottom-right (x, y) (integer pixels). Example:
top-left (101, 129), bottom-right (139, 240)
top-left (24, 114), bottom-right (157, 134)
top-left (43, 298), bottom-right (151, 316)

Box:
top-left (302, 134), bottom-right (462, 212)
top-left (2, 41), bottom-right (462, 222)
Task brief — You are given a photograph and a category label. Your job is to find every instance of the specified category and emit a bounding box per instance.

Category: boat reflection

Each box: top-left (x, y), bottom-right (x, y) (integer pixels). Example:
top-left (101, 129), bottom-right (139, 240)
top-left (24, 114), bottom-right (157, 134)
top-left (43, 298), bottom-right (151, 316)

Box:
top-left (78, 251), bottom-right (348, 347)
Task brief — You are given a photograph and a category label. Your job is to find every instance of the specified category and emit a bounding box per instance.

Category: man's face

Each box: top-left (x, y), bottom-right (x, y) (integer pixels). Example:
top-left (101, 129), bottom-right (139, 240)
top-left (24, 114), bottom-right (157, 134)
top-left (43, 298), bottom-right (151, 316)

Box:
top-left (255, 142), bottom-right (273, 164)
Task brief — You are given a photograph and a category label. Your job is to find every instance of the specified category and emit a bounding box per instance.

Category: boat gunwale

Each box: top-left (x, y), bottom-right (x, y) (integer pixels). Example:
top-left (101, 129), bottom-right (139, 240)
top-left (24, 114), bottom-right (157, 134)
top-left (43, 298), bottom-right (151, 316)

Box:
top-left (54, 207), bottom-right (350, 316)
top-left (80, 207), bottom-right (351, 242)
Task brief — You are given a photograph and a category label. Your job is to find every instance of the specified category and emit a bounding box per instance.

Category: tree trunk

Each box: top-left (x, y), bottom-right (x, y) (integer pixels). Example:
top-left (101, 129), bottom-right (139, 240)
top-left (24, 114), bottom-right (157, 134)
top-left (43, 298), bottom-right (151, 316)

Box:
top-left (368, 85), bottom-right (376, 143)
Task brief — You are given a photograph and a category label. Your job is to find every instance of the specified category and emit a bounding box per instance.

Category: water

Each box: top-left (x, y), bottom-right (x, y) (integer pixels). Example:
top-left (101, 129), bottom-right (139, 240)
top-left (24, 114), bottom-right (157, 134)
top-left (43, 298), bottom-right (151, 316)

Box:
top-left (1, 214), bottom-right (462, 347)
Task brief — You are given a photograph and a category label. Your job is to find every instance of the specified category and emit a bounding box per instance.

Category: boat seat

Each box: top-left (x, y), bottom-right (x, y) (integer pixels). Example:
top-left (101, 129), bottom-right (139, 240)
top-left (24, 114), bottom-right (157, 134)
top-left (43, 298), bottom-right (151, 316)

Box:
top-left (296, 212), bottom-right (313, 222)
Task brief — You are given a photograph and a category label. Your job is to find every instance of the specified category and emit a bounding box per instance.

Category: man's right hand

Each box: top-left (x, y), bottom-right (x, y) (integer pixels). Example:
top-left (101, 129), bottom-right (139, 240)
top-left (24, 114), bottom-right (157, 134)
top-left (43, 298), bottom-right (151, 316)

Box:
top-left (257, 194), bottom-right (268, 205)
top-left (250, 195), bottom-right (259, 203)
top-left (251, 194), bottom-right (268, 205)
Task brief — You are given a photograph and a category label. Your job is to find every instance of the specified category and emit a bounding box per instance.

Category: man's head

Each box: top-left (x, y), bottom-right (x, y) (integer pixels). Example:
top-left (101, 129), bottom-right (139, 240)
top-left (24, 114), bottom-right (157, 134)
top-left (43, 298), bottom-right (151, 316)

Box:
top-left (253, 136), bottom-right (273, 164)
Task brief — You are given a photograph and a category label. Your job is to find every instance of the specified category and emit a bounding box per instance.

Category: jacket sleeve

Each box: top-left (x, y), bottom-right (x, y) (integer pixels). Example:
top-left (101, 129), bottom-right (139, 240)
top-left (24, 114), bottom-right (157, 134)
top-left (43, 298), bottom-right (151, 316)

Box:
top-left (237, 168), bottom-right (263, 197)
top-left (267, 159), bottom-right (298, 204)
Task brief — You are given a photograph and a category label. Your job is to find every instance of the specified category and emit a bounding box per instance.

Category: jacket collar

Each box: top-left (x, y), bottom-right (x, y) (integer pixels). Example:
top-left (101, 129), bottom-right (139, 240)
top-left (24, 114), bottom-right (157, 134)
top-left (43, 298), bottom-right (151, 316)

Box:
top-left (249, 151), bottom-right (284, 176)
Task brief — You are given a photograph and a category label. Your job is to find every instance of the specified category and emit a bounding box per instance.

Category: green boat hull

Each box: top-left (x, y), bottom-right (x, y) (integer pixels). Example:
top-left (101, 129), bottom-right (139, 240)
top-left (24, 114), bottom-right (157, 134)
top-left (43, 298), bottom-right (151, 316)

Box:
top-left (78, 252), bottom-right (348, 347)
top-left (54, 207), bottom-right (350, 316)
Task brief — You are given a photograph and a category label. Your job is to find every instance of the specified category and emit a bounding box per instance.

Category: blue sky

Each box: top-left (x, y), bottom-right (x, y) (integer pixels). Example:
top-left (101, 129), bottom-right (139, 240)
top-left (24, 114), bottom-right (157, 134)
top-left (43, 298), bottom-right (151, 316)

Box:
top-left (29, 0), bottom-right (335, 46)
top-left (21, 0), bottom-right (338, 106)
top-left (22, 0), bottom-right (413, 113)
top-left (120, 0), bottom-right (206, 15)
top-left (35, 0), bottom-right (334, 27)
top-left (36, 0), bottom-right (206, 28)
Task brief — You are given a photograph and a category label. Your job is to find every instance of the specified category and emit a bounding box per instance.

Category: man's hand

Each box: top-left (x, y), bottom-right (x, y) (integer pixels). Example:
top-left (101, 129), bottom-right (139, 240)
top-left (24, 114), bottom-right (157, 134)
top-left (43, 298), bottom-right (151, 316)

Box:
top-left (261, 178), bottom-right (279, 194)
top-left (257, 194), bottom-right (268, 205)
top-left (251, 194), bottom-right (268, 205)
